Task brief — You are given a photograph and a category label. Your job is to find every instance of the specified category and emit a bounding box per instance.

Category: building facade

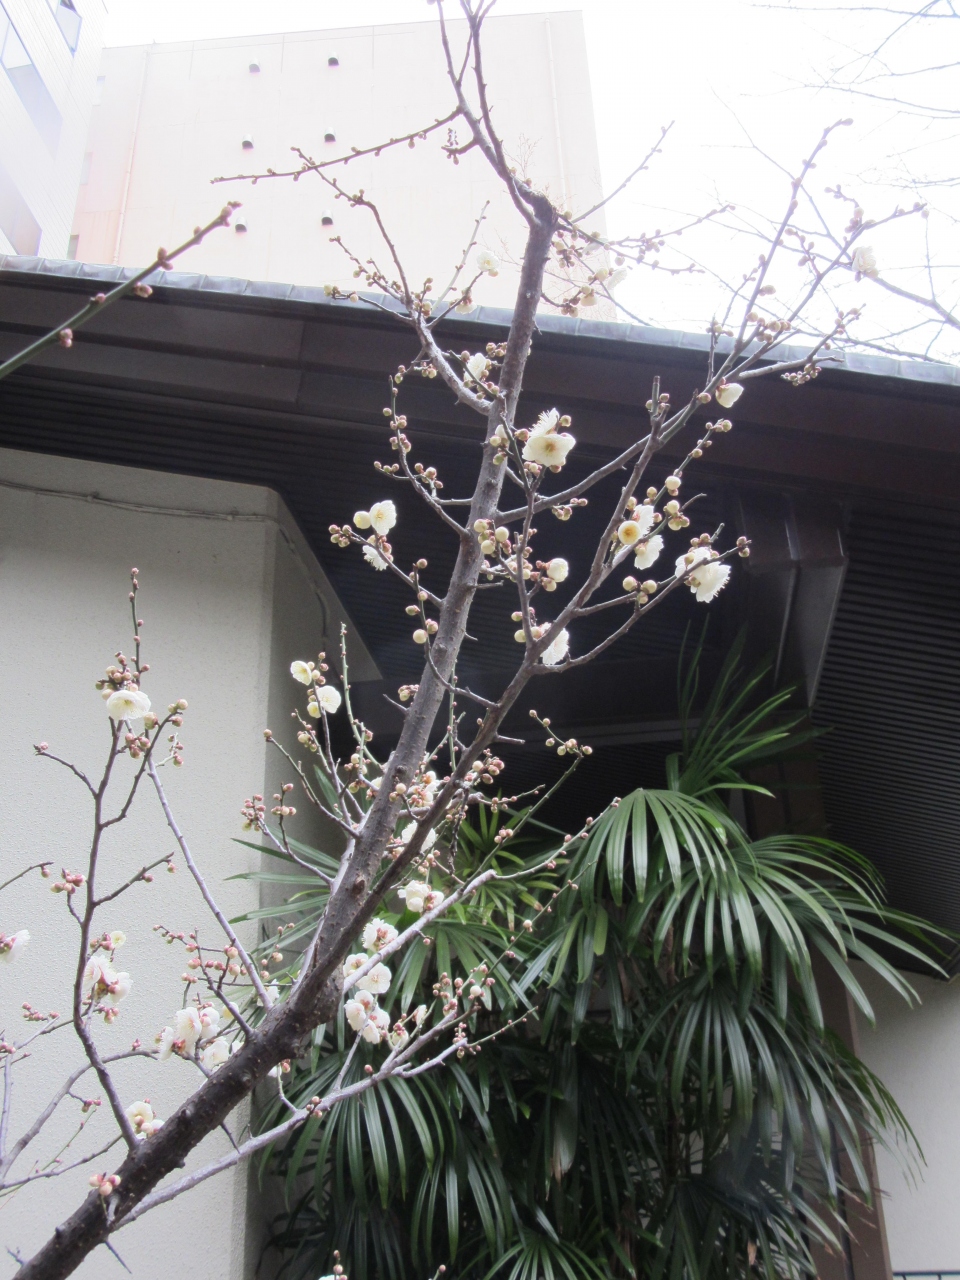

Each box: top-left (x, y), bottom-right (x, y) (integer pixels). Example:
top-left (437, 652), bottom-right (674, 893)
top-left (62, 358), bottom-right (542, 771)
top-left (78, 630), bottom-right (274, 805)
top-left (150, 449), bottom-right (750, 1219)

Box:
top-left (69, 12), bottom-right (607, 307)
top-left (0, 0), bottom-right (105, 259)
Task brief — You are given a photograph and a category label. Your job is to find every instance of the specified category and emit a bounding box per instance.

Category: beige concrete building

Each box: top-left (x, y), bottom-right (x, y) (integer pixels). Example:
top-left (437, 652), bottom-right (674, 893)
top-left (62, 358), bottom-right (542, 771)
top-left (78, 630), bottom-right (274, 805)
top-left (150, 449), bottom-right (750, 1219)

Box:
top-left (0, 445), bottom-right (369, 1279)
top-left (70, 12), bottom-right (607, 307)
top-left (0, 0), bottom-right (105, 259)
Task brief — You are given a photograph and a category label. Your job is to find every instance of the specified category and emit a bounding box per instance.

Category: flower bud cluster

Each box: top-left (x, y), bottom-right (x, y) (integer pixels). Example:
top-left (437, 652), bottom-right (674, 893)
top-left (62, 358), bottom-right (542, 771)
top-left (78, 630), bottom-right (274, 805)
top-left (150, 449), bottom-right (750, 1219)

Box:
top-left (51, 869), bottom-right (86, 895)
top-left (241, 794), bottom-right (266, 830)
top-left (22, 1002), bottom-right (59, 1023)
top-left (89, 1172), bottom-right (121, 1197)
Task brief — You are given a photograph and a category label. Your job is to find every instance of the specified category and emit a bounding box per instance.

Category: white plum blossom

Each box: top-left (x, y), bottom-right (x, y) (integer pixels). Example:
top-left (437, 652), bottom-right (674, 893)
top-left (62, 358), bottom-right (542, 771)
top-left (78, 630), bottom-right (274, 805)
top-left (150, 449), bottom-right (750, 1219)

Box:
top-left (634, 535), bottom-right (664, 570)
top-left (356, 962), bottom-right (392, 996)
top-left (852, 245), bottom-right (878, 278)
top-left (353, 510), bottom-right (372, 529)
top-left (361, 1007), bottom-right (390, 1044)
top-left (175, 1007), bottom-right (203, 1055)
top-left (369, 500), bottom-right (397, 537)
top-left (82, 955), bottom-right (131, 1007)
top-left (108, 931), bottom-right (126, 950)
top-left (398, 881), bottom-right (431, 914)
top-left (399, 822), bottom-right (437, 853)
top-left (200, 1037), bottom-right (230, 1071)
top-left (0, 929), bottom-right (29, 963)
top-left (715, 383), bottom-right (744, 409)
top-left (455, 297), bottom-right (477, 314)
top-left (675, 549), bottom-right (731, 603)
top-left (546, 558), bottom-right (569, 582)
top-left (155, 1027), bottom-right (175, 1061)
top-left (345, 998), bottom-right (370, 1032)
top-left (157, 1007), bottom-right (204, 1061)
top-left (618, 506), bottom-right (655, 546)
top-left (476, 249), bottom-right (500, 275)
top-left (105, 688), bottom-right (151, 723)
top-left (413, 1004), bottom-right (428, 1026)
top-left (604, 267), bottom-right (629, 291)
top-left (198, 1006), bottom-right (221, 1043)
top-left (362, 918), bottom-right (399, 952)
top-left (522, 410), bottom-right (575, 468)
top-left (316, 685), bottom-right (342, 715)
top-left (125, 1100), bottom-right (162, 1138)
top-left (290, 660), bottom-right (313, 685)
top-left (466, 353), bottom-right (489, 383)
top-left (103, 971), bottom-right (132, 1006)
top-left (389, 1025), bottom-right (410, 1051)
top-left (540, 628), bottom-right (570, 667)
top-left (363, 543), bottom-right (388, 571)
top-left (423, 889), bottom-right (444, 911)
top-left (342, 953), bottom-right (367, 979)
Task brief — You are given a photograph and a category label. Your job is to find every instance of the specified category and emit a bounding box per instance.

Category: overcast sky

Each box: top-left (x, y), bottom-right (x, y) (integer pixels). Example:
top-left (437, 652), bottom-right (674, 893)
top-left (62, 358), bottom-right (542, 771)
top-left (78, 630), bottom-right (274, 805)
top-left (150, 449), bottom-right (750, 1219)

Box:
top-left (102, 1), bottom-right (958, 359)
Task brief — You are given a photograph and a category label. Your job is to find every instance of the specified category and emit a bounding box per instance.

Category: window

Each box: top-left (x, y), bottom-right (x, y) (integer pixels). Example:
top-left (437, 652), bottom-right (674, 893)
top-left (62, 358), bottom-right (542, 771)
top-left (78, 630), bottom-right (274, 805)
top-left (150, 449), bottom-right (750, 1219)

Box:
top-left (67, 233), bottom-right (79, 259)
top-left (0, 5), bottom-right (62, 150)
top-left (0, 159), bottom-right (41, 256)
top-left (46, 0), bottom-right (80, 52)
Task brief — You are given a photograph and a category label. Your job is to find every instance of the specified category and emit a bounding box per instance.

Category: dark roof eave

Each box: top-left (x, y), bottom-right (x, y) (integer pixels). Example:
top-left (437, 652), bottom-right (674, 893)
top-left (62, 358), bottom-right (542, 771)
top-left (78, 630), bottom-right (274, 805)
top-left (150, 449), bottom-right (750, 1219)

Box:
top-left (3, 253), bottom-right (960, 397)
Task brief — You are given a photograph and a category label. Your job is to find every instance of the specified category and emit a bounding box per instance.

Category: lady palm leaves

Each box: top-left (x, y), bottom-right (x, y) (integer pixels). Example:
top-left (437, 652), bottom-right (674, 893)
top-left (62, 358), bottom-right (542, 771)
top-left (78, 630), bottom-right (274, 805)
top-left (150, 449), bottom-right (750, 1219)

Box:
top-left (263, 640), bottom-right (940, 1280)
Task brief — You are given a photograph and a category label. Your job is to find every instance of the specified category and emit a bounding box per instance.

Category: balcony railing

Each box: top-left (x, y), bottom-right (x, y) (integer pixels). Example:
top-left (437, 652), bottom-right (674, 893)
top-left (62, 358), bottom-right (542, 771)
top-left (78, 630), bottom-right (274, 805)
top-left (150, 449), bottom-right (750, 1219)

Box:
top-left (894, 1272), bottom-right (960, 1280)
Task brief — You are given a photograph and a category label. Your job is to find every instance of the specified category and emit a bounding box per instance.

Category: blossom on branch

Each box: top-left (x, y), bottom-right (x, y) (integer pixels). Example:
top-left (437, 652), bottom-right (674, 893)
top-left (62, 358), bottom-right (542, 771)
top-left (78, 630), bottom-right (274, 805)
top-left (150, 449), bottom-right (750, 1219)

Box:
top-left (476, 249), bottom-right (500, 275)
top-left (634, 535), bottom-right (664, 570)
top-left (354, 501), bottom-right (397, 536)
top-left (361, 1007), bottom-right (390, 1044)
top-left (540, 628), bottom-right (570, 667)
top-left (852, 245), bottom-right (879, 279)
top-left (0, 929), bottom-right (29, 962)
top-left (362, 918), bottom-right (399, 951)
top-left (125, 1099), bottom-right (163, 1138)
top-left (715, 383), bottom-right (743, 408)
top-left (363, 543), bottom-right (389, 571)
top-left (399, 822), bottom-right (437, 854)
top-left (356, 962), bottom-right (392, 995)
top-left (676, 549), bottom-right (731, 603)
top-left (316, 685), bottom-right (342, 715)
top-left (105, 688), bottom-right (151, 724)
top-left (466, 353), bottom-right (490, 383)
top-left (522, 410), bottom-right (576, 468)
top-left (290, 660), bottom-right (314, 685)
top-left (369, 501), bottom-right (397, 536)
top-left (200, 1037), bottom-right (230, 1071)
top-left (546, 558), bottom-right (569, 582)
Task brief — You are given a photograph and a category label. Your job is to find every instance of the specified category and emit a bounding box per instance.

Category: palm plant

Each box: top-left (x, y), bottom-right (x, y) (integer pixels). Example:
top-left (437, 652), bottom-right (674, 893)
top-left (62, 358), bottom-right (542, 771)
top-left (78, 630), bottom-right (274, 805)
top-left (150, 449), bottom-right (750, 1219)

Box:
top-left (253, 640), bottom-right (941, 1280)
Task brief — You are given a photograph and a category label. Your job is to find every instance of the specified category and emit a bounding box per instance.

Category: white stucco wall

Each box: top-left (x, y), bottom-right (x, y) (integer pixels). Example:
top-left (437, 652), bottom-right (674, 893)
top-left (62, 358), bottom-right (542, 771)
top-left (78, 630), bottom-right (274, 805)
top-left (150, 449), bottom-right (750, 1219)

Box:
top-left (854, 962), bottom-right (960, 1274)
top-left (0, 446), bottom-right (366, 1276)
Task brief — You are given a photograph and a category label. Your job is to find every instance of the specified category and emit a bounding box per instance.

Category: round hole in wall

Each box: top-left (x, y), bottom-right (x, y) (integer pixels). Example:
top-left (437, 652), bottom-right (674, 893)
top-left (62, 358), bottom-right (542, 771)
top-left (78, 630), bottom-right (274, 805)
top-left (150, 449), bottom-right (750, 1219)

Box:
top-left (235, 218), bottom-right (248, 233)
top-left (321, 212), bottom-right (334, 226)
top-left (324, 132), bottom-right (336, 144)
top-left (248, 61), bottom-right (260, 73)
top-left (328, 55), bottom-right (339, 67)
top-left (241, 135), bottom-right (254, 149)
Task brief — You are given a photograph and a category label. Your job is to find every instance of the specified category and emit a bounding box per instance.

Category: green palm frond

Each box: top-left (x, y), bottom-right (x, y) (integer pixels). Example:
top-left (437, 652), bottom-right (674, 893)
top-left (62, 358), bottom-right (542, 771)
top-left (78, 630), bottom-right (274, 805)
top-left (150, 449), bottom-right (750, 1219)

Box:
top-left (260, 639), bottom-right (943, 1280)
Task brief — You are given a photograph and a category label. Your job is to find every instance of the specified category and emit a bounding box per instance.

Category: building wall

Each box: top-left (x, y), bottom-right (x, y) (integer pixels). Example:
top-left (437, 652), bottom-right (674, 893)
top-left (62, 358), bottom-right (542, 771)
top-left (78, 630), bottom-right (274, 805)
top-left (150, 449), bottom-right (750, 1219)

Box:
top-left (0, 446), bottom-right (350, 1276)
top-left (0, 0), bottom-right (105, 258)
top-left (854, 963), bottom-right (960, 1274)
top-left (70, 12), bottom-right (608, 309)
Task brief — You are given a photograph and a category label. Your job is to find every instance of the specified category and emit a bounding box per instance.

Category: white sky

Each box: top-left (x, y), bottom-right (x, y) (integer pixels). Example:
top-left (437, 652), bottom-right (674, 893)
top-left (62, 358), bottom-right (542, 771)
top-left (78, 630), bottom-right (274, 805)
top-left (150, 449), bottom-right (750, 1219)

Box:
top-left (102, 1), bottom-right (960, 361)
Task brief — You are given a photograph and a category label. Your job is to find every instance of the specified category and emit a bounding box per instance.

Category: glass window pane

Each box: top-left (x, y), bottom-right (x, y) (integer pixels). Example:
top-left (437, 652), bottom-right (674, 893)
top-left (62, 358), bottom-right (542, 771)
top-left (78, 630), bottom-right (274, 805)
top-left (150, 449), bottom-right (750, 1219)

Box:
top-left (55, 1), bottom-right (81, 52)
top-left (0, 159), bottom-right (42, 256)
top-left (1, 19), bottom-right (30, 71)
top-left (0, 4), bottom-right (62, 151)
